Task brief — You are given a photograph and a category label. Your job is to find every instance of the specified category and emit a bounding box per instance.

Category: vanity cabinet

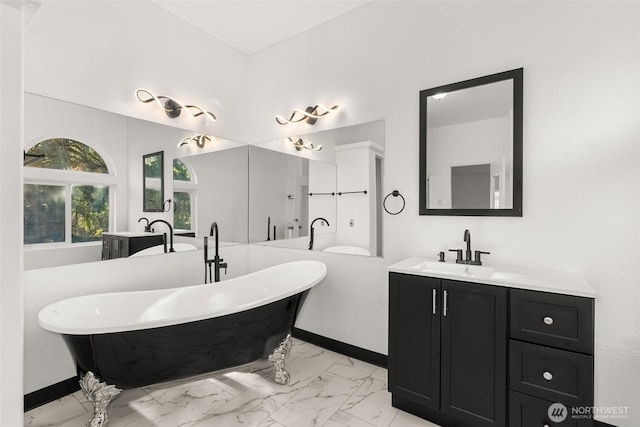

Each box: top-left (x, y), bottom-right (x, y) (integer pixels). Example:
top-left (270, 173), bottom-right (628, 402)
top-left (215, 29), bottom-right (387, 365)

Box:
top-left (509, 289), bottom-right (594, 427)
top-left (388, 272), bottom-right (507, 427)
top-left (388, 269), bottom-right (595, 427)
top-left (101, 233), bottom-right (164, 260)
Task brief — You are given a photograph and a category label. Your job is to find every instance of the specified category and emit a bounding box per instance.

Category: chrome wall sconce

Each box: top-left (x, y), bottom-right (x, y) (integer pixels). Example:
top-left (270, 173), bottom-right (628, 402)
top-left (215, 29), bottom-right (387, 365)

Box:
top-left (275, 104), bottom-right (339, 125)
top-left (288, 137), bottom-right (322, 152)
top-left (178, 134), bottom-right (213, 148)
top-left (135, 88), bottom-right (217, 122)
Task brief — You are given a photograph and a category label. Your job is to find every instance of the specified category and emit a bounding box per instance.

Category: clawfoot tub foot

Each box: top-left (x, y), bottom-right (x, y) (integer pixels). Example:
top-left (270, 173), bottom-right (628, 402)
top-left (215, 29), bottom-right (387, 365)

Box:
top-left (79, 371), bottom-right (122, 427)
top-left (268, 333), bottom-right (293, 384)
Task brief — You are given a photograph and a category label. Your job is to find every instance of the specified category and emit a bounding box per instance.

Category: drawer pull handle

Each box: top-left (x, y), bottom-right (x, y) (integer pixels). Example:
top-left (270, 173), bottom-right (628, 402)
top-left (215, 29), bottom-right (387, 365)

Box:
top-left (543, 371), bottom-right (553, 381)
top-left (543, 316), bottom-right (554, 325)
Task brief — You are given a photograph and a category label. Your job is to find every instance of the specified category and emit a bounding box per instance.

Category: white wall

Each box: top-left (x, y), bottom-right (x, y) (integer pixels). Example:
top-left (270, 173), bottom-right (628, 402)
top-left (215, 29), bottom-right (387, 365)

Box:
top-left (248, 244), bottom-right (389, 355)
top-left (0, 2), bottom-right (25, 424)
top-left (24, 1), bottom-right (250, 141)
top-left (247, 2), bottom-right (640, 424)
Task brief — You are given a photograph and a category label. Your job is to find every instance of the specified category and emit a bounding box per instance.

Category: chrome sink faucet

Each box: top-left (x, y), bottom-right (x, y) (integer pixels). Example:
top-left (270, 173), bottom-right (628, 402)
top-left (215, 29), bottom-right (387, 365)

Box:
top-left (449, 229), bottom-right (490, 266)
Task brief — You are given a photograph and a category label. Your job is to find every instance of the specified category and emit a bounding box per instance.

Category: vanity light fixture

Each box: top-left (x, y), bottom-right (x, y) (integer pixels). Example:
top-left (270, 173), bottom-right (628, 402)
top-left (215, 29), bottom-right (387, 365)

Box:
top-left (135, 88), bottom-right (217, 122)
top-left (288, 137), bottom-right (322, 152)
top-left (432, 93), bottom-right (447, 100)
top-left (178, 134), bottom-right (213, 148)
top-left (275, 104), bottom-right (339, 125)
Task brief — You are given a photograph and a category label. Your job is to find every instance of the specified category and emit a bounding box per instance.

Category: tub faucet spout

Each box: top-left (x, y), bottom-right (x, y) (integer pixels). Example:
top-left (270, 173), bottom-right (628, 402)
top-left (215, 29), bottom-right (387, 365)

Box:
top-left (148, 219), bottom-right (174, 252)
top-left (309, 217), bottom-right (330, 250)
top-left (205, 222), bottom-right (227, 283)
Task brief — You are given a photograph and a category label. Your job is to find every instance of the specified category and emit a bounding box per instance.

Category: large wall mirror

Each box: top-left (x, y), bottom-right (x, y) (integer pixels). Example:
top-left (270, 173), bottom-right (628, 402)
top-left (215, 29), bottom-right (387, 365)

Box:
top-left (24, 92), bottom-right (383, 268)
top-left (249, 120), bottom-right (385, 257)
top-left (419, 68), bottom-right (523, 216)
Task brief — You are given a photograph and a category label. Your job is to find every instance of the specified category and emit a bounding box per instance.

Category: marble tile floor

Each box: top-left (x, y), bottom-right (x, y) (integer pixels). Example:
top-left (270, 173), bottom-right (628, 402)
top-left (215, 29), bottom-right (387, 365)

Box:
top-left (24, 338), bottom-right (441, 427)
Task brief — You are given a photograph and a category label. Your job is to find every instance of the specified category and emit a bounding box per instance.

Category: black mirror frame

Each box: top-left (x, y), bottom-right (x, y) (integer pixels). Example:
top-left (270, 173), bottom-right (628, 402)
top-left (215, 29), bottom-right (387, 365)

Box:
top-left (419, 68), bottom-right (523, 217)
top-left (143, 150), bottom-right (165, 212)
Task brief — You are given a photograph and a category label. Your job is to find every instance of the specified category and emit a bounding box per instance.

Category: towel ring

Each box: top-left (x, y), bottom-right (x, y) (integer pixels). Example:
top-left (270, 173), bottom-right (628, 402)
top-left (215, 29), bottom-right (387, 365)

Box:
top-left (383, 190), bottom-right (405, 215)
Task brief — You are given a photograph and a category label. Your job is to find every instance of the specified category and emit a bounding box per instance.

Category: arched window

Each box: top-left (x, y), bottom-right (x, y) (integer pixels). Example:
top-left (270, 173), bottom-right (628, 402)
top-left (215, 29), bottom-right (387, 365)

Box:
top-left (173, 158), bottom-right (195, 231)
top-left (24, 138), bottom-right (114, 245)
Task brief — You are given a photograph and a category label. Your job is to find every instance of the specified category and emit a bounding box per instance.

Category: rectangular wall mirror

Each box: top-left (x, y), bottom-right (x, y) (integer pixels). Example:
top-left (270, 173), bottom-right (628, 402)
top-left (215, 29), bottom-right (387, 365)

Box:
top-left (143, 151), bottom-right (164, 212)
top-left (419, 68), bottom-right (523, 216)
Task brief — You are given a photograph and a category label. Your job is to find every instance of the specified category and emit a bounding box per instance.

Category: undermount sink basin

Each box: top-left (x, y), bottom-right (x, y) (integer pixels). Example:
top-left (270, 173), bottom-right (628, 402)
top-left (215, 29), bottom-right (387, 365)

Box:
top-left (412, 261), bottom-right (495, 278)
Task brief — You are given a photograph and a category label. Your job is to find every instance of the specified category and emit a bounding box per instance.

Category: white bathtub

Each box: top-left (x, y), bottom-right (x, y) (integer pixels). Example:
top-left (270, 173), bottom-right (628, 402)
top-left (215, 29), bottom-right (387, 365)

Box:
top-left (323, 245), bottom-right (371, 256)
top-left (39, 260), bottom-right (326, 335)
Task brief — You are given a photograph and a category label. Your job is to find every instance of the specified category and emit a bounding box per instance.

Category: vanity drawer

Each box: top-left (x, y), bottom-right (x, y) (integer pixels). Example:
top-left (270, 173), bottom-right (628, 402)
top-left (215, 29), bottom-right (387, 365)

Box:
top-left (510, 340), bottom-right (593, 407)
top-left (509, 391), bottom-right (583, 427)
top-left (510, 289), bottom-right (594, 354)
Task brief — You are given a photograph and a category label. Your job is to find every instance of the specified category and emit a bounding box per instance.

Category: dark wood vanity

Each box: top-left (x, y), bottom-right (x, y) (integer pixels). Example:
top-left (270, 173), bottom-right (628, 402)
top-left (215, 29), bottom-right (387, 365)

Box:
top-left (388, 259), bottom-right (595, 427)
top-left (101, 232), bottom-right (164, 260)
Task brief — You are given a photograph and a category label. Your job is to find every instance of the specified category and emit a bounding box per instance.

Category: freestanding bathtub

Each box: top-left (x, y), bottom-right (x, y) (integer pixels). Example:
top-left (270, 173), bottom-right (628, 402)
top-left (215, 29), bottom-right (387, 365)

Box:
top-left (38, 260), bottom-right (326, 426)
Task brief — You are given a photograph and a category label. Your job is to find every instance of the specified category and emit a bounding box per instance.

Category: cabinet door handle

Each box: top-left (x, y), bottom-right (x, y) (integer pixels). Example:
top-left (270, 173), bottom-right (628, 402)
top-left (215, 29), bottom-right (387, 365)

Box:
top-left (432, 289), bottom-right (437, 315)
top-left (443, 290), bottom-right (448, 317)
top-left (543, 371), bottom-right (553, 381)
top-left (544, 316), bottom-right (554, 325)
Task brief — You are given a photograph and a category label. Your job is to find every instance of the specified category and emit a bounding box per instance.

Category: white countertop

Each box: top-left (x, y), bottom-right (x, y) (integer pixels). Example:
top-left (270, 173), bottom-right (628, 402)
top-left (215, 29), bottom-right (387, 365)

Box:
top-left (388, 257), bottom-right (597, 298)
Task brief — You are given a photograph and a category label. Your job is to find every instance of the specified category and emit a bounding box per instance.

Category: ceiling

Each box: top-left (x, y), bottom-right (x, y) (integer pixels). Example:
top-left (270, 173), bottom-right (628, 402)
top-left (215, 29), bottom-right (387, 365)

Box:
top-left (151, 0), bottom-right (373, 56)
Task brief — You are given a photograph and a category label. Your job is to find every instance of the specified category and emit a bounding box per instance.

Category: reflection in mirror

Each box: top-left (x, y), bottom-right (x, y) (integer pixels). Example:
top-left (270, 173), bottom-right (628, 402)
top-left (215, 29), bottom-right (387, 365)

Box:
top-left (419, 68), bottom-right (523, 216)
top-left (249, 120), bottom-right (385, 257)
top-left (143, 151), bottom-right (164, 212)
top-left (173, 146), bottom-right (249, 243)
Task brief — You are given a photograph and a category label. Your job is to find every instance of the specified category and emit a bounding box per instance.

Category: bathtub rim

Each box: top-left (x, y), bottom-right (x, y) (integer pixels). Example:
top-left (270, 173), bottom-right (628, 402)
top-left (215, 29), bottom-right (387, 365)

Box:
top-left (38, 260), bottom-right (326, 335)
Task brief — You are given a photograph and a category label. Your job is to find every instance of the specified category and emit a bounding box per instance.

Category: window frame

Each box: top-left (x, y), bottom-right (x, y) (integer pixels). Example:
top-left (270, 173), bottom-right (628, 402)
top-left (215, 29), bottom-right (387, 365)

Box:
top-left (24, 140), bottom-right (116, 248)
top-left (173, 158), bottom-right (197, 233)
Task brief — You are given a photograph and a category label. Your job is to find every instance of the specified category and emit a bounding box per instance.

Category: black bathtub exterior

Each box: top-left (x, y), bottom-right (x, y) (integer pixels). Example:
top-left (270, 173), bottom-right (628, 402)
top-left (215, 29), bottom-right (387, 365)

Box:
top-left (61, 293), bottom-right (304, 389)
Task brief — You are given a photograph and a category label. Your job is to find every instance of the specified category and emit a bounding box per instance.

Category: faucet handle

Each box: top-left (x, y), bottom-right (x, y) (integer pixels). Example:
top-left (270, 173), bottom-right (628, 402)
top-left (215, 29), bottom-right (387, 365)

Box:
top-left (448, 249), bottom-right (463, 262)
top-left (474, 250), bottom-right (490, 265)
top-left (437, 251), bottom-right (446, 262)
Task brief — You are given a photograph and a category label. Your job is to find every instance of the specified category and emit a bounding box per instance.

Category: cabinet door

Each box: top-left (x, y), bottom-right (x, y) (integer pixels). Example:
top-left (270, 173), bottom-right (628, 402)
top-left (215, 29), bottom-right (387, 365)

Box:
top-left (440, 279), bottom-right (507, 427)
top-left (388, 273), bottom-right (440, 410)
